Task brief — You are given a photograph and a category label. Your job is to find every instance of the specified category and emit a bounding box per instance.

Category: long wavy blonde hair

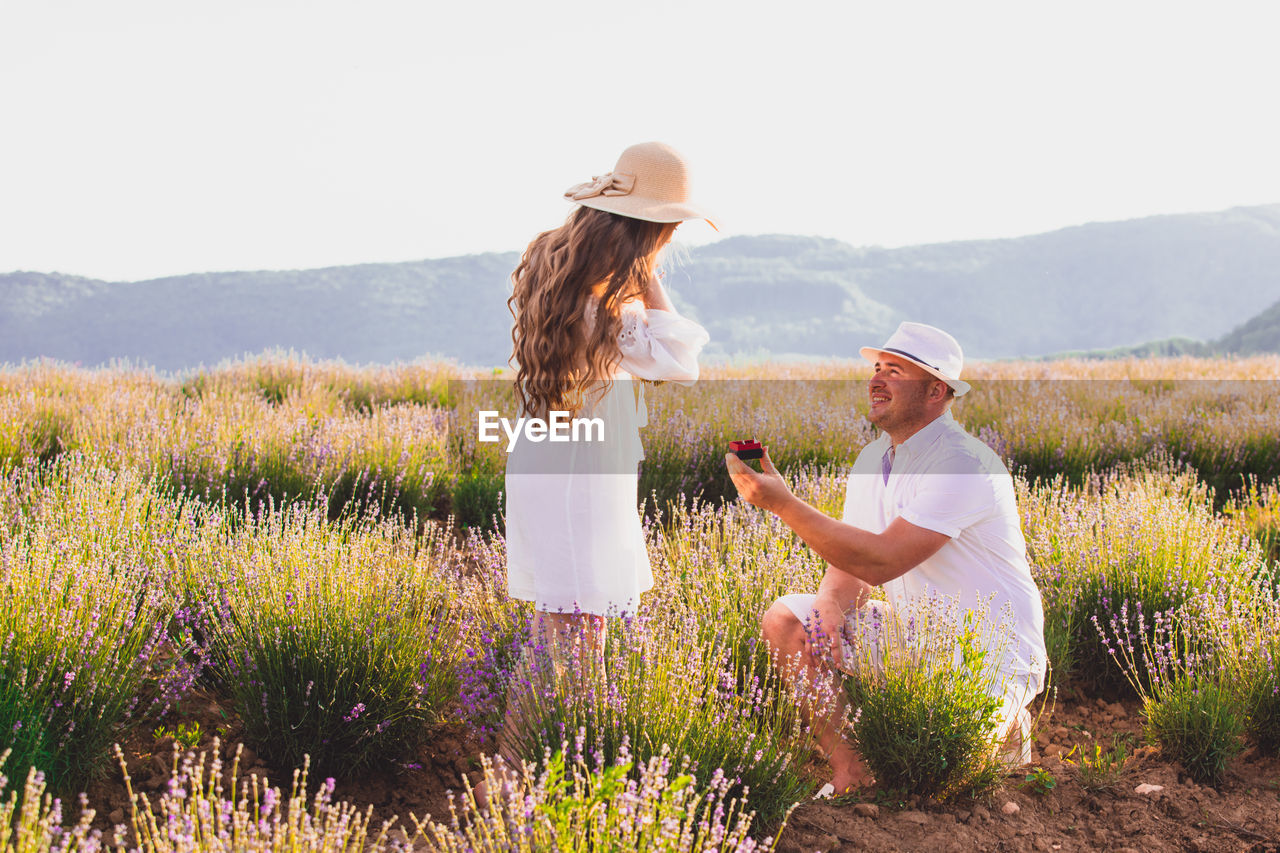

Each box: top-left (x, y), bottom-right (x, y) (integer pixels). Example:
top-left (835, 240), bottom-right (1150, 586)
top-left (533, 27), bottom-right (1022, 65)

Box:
top-left (509, 207), bottom-right (677, 418)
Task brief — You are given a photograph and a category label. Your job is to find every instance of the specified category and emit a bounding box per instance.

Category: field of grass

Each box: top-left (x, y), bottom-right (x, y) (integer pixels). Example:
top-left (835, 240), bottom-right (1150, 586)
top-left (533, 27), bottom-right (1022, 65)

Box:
top-left (1, 353), bottom-right (1278, 850)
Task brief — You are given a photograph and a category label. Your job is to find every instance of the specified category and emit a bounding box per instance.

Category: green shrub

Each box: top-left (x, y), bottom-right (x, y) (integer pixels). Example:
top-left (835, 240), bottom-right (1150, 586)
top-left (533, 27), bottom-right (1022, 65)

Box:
top-left (198, 506), bottom-right (466, 776)
top-left (840, 598), bottom-right (1012, 800)
top-left (649, 479), bottom-right (831, 684)
top-left (1145, 677), bottom-right (1243, 786)
top-left (500, 616), bottom-right (821, 828)
top-left (451, 455), bottom-right (505, 530)
top-left (1178, 581), bottom-right (1280, 755)
top-left (1064, 734), bottom-right (1133, 792)
top-left (1023, 462), bottom-right (1264, 690)
top-left (0, 459), bottom-right (199, 792)
top-left (1102, 603), bottom-right (1244, 785)
top-left (1225, 476), bottom-right (1280, 567)
top-left (420, 746), bottom-right (785, 852)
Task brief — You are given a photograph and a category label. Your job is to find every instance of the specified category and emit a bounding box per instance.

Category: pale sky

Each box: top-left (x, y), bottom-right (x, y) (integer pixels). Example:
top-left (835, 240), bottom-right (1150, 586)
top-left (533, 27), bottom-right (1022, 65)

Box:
top-left (2, 0), bottom-right (1279, 282)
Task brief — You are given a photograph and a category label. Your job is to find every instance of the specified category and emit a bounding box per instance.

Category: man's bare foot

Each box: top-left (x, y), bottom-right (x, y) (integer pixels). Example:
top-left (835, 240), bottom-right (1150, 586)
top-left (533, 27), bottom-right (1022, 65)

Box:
top-left (471, 776), bottom-right (492, 813)
top-left (828, 767), bottom-right (873, 795)
top-left (829, 755), bottom-right (875, 794)
top-left (470, 756), bottom-right (520, 814)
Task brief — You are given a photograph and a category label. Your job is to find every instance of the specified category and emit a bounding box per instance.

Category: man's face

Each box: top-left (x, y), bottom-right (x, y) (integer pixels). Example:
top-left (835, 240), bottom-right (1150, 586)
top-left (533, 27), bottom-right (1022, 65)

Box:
top-left (867, 355), bottom-right (939, 433)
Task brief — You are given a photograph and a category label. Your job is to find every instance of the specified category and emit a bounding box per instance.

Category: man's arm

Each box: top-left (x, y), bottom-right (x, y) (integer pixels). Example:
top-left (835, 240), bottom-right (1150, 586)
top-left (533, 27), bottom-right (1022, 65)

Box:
top-left (725, 450), bottom-right (950, 586)
top-left (774, 500), bottom-right (949, 586)
top-left (816, 565), bottom-right (874, 607)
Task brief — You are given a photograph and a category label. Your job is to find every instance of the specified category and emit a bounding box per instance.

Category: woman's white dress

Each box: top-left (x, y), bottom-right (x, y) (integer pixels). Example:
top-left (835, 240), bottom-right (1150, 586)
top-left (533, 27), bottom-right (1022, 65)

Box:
top-left (505, 301), bottom-right (709, 615)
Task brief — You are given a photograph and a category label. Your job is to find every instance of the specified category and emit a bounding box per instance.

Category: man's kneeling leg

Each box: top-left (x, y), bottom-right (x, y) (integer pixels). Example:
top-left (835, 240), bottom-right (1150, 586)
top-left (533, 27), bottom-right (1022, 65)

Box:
top-left (761, 597), bottom-right (811, 669)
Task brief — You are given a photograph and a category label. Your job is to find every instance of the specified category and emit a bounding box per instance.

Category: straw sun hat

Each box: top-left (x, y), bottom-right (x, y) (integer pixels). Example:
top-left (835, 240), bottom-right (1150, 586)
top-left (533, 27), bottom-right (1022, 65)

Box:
top-left (564, 142), bottom-right (718, 230)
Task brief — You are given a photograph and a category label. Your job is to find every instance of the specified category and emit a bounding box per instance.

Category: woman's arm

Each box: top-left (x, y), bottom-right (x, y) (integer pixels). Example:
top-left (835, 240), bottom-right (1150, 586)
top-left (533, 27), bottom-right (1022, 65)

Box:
top-left (616, 280), bottom-right (709, 384)
top-left (641, 273), bottom-right (676, 312)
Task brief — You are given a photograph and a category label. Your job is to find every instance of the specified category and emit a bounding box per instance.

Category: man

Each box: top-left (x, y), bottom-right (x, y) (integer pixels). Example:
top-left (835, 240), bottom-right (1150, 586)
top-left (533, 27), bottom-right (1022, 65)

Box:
top-left (724, 321), bottom-right (1046, 793)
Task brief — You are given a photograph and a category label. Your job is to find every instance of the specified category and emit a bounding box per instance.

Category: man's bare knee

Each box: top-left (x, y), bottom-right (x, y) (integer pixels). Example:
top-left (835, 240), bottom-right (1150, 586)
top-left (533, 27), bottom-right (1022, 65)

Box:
top-left (762, 601), bottom-right (806, 655)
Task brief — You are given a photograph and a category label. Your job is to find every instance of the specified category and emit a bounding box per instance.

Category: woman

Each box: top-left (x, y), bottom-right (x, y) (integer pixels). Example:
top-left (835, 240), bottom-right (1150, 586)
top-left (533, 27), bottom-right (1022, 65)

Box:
top-left (505, 141), bottom-right (715, 650)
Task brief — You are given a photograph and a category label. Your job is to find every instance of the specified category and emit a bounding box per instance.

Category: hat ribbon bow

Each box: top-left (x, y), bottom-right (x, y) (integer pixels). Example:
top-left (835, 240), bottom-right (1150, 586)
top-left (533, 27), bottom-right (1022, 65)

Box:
top-left (565, 172), bottom-right (635, 201)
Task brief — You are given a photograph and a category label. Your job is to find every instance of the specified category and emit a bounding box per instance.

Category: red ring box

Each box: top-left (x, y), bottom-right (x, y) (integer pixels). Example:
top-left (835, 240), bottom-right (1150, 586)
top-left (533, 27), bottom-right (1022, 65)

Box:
top-left (729, 439), bottom-right (764, 460)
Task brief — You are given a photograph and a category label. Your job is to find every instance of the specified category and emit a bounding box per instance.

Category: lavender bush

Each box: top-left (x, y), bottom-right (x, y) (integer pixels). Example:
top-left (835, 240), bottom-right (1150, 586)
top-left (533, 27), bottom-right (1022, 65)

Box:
top-left (956, 372), bottom-right (1280, 493)
top-left (0, 459), bottom-right (201, 792)
top-left (648, 473), bottom-right (836, 684)
top-left (0, 361), bottom-right (456, 524)
top-left (1099, 602), bottom-right (1244, 784)
top-left (178, 349), bottom-right (458, 410)
top-left (196, 504), bottom-right (467, 776)
top-left (1177, 581), bottom-right (1280, 755)
top-left (418, 742), bottom-right (785, 852)
top-left (1, 749), bottom-right (113, 851)
top-left (1225, 476), bottom-right (1280, 566)
top-left (3, 739), bottom-right (785, 852)
top-left (6, 356), bottom-right (1280, 527)
top-left (500, 615), bottom-right (824, 827)
top-left (1, 740), bottom-right (408, 852)
top-left (840, 595), bottom-right (1014, 799)
top-left (445, 529), bottom-right (536, 740)
top-left (1021, 461), bottom-right (1266, 689)
top-left (158, 391), bottom-right (454, 523)
top-left (119, 741), bottom-right (406, 852)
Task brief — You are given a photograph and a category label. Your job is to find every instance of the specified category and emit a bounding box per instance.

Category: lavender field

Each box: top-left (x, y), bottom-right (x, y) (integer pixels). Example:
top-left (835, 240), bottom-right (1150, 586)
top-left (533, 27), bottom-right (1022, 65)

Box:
top-left (2, 354), bottom-right (1279, 851)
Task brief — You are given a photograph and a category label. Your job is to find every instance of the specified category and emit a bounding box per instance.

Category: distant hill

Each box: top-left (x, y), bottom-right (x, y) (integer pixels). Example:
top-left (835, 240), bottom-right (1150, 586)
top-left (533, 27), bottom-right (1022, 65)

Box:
top-left (0, 257), bottom-right (522, 370)
top-left (3, 205), bottom-right (1279, 370)
top-left (1049, 296), bottom-right (1280, 359)
top-left (807, 205), bottom-right (1280, 359)
top-left (1217, 297), bottom-right (1280, 355)
top-left (1047, 337), bottom-right (1213, 360)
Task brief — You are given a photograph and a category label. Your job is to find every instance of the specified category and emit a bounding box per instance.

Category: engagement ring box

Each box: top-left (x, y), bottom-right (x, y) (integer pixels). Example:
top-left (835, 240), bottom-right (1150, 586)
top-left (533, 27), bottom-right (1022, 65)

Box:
top-left (729, 439), bottom-right (763, 460)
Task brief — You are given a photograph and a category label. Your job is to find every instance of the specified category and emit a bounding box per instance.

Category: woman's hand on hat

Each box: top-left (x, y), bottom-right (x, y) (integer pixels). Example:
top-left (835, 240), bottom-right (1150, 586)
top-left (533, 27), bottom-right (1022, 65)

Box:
top-left (724, 447), bottom-right (792, 513)
top-left (641, 273), bottom-right (675, 311)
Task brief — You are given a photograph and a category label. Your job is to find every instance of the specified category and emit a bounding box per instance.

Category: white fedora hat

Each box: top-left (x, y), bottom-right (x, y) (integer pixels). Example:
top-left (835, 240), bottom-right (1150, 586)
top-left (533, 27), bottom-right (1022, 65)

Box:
top-left (564, 141), bottom-right (718, 230)
top-left (860, 322), bottom-right (971, 397)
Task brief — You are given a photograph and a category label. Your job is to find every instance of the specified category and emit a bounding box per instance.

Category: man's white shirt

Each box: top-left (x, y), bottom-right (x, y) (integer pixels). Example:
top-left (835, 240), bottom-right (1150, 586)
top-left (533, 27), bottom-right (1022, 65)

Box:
top-left (843, 410), bottom-right (1047, 693)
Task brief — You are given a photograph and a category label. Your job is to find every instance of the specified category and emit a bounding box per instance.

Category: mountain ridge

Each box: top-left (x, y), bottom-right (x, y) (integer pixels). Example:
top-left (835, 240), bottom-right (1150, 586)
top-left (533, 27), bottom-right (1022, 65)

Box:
top-left (3, 204), bottom-right (1279, 370)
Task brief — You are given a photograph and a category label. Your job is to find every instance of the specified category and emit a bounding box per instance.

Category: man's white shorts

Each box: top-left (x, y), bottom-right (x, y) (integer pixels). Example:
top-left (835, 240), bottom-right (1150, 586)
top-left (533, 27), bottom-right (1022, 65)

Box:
top-left (776, 593), bottom-right (1037, 765)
